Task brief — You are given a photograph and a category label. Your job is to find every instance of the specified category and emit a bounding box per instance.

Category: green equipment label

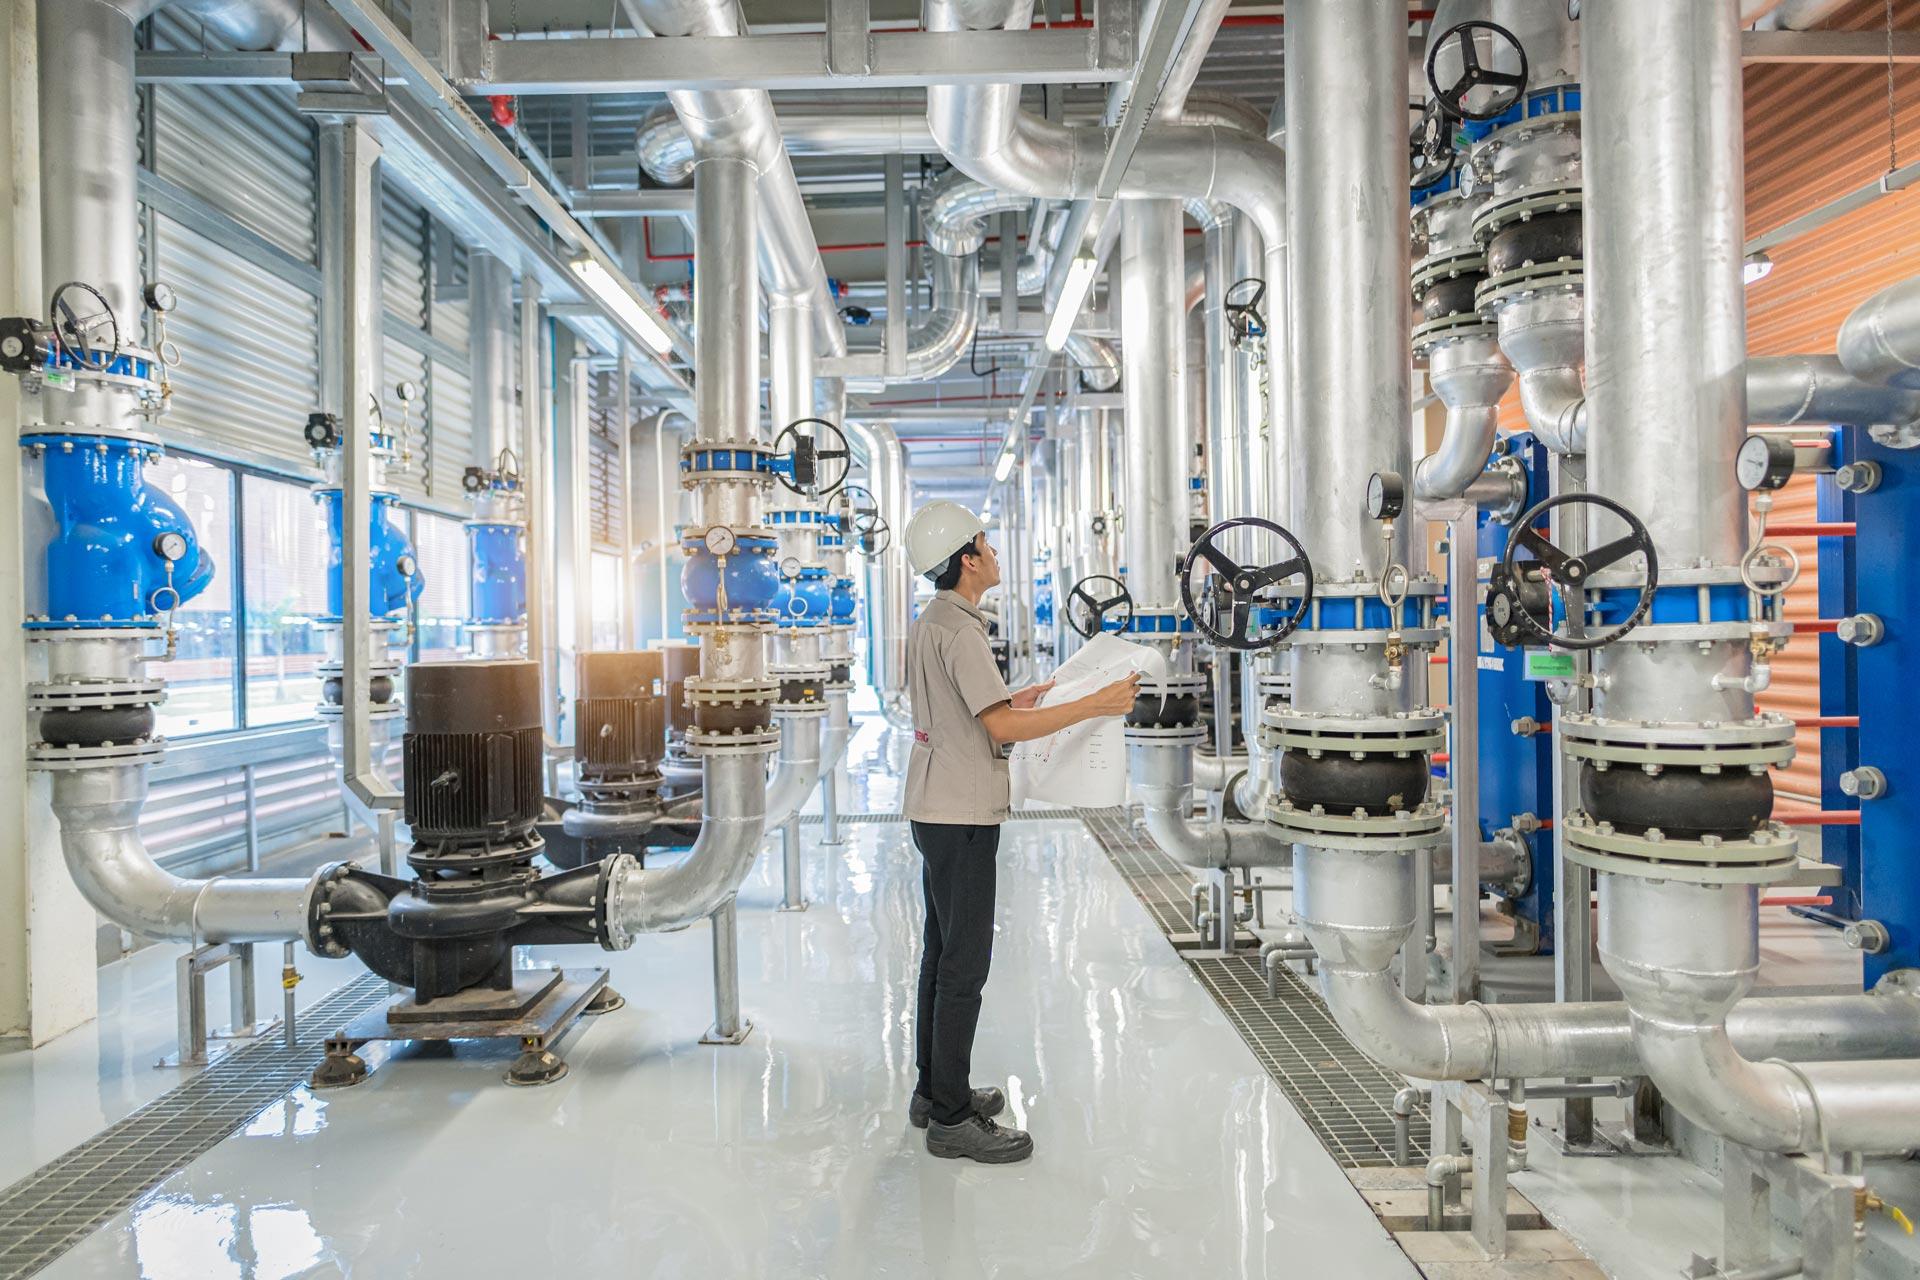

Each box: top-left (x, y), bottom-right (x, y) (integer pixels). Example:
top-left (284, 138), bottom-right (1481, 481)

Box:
top-left (1523, 650), bottom-right (1575, 682)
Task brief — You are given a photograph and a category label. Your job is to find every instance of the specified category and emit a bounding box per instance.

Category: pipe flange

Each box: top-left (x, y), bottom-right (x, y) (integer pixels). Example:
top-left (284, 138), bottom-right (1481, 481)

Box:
top-left (769, 661), bottom-right (831, 680)
top-left (1123, 724), bottom-right (1209, 745)
top-left (27, 738), bottom-right (165, 769)
top-left (1259, 708), bottom-right (1447, 757)
top-left (1413, 313), bottom-right (1501, 354)
top-left (1304, 578), bottom-right (1444, 600)
top-left (1563, 810), bottom-right (1799, 885)
top-left (685, 677), bottom-right (781, 704)
top-left (1476, 264), bottom-right (1585, 315)
top-left (1267, 799), bottom-right (1448, 852)
top-left (27, 676), bottom-right (167, 709)
top-left (1470, 113), bottom-right (1582, 166)
top-left (771, 700), bottom-right (830, 717)
top-left (679, 442), bottom-right (776, 486)
top-left (1412, 249), bottom-right (1488, 297)
top-left (1255, 672), bottom-right (1294, 699)
top-left (596, 853), bottom-right (638, 951)
top-left (687, 727), bottom-right (782, 756)
top-left (1469, 183), bottom-right (1584, 243)
top-left (303, 861), bottom-right (364, 958)
top-left (1140, 674), bottom-right (1209, 697)
top-left (1561, 710), bottom-right (1796, 753)
top-left (685, 617), bottom-right (780, 635)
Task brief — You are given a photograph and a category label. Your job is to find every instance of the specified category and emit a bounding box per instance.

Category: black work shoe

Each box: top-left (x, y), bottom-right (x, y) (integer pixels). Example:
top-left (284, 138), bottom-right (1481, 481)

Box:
top-left (910, 1086), bottom-right (1006, 1130)
top-left (926, 1113), bottom-right (1034, 1164)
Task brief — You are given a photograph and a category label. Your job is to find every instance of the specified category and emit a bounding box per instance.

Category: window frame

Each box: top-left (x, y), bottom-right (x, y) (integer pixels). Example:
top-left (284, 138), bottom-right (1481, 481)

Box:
top-left (157, 444), bottom-right (469, 742)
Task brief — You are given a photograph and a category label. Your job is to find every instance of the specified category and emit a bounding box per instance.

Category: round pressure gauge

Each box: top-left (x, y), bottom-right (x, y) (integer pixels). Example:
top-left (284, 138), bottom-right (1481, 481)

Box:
top-left (781, 555), bottom-right (804, 580)
top-left (144, 281), bottom-right (178, 314)
top-left (394, 380), bottom-right (419, 404)
top-left (1736, 434), bottom-right (1796, 493)
top-left (1366, 470), bottom-right (1406, 521)
top-left (704, 526), bottom-right (738, 557)
top-left (396, 554), bottom-right (418, 578)
top-left (152, 531), bottom-right (189, 563)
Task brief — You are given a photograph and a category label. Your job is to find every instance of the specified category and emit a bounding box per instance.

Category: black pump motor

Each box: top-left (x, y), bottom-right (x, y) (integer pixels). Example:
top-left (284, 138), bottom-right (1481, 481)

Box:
top-left (403, 659), bottom-right (545, 870)
top-left (316, 659), bottom-right (609, 1005)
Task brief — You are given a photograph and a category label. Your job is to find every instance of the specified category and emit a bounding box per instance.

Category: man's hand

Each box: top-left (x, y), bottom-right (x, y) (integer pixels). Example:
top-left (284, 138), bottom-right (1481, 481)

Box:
top-left (1083, 671), bottom-right (1143, 718)
top-left (1011, 680), bottom-right (1055, 710)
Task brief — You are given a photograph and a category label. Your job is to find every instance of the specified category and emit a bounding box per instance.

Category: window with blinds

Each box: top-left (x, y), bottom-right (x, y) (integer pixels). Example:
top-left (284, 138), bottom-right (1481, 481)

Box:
top-left (588, 372), bottom-right (626, 550)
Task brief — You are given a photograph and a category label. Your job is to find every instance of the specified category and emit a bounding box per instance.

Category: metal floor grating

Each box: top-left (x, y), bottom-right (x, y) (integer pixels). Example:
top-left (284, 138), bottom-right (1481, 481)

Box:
top-left (0, 972), bottom-right (394, 1280)
top-left (1189, 957), bottom-right (1428, 1168)
top-left (1076, 805), bottom-right (1427, 1169)
top-left (1073, 806), bottom-right (1201, 936)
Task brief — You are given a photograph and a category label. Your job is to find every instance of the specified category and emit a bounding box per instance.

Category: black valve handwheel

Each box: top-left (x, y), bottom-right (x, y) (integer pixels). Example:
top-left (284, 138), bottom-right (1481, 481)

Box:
top-left (1500, 492), bottom-right (1659, 651)
top-left (48, 281), bottom-right (121, 372)
top-left (1179, 516), bottom-right (1315, 651)
top-left (1425, 20), bottom-right (1528, 123)
top-left (1066, 574), bottom-right (1134, 639)
top-left (773, 417), bottom-right (852, 497)
top-left (1224, 277), bottom-right (1267, 344)
top-left (857, 518), bottom-right (893, 558)
top-left (1410, 99), bottom-right (1458, 190)
top-left (829, 483), bottom-right (883, 535)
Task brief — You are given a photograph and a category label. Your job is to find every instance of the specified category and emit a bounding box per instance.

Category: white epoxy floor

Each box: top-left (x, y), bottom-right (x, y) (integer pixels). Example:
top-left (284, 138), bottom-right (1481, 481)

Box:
top-left (10, 760), bottom-right (1417, 1277)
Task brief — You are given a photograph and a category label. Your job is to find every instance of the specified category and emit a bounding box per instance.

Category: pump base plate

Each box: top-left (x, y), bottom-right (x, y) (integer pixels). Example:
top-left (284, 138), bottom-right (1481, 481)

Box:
top-left (310, 966), bottom-right (609, 1088)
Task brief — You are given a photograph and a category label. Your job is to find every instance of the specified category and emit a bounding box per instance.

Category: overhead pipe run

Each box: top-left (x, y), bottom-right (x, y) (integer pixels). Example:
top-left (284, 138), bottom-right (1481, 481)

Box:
top-left (637, 96), bottom-right (938, 186)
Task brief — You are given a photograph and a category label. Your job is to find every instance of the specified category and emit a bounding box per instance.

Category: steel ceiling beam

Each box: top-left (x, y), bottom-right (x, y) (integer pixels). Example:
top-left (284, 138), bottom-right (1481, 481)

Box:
top-left (1741, 30), bottom-right (1920, 63)
top-left (469, 28), bottom-right (1132, 95)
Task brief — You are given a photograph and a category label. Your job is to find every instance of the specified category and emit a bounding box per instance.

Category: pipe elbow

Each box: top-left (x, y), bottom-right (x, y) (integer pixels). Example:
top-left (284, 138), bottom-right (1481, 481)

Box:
top-left (1318, 966), bottom-right (1494, 1079)
top-left (1839, 276), bottom-right (1920, 391)
top-left (1517, 367), bottom-right (1587, 453)
top-left (1628, 1012), bottom-right (1817, 1153)
top-left (603, 753), bottom-right (770, 939)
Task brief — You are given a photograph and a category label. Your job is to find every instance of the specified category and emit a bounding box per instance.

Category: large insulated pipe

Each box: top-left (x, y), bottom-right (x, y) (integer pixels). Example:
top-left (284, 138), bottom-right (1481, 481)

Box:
top-left (638, 95), bottom-right (937, 185)
top-left (1577, 0), bottom-right (1920, 1154)
top-left (1119, 201), bottom-right (1189, 613)
top-left (847, 419), bottom-right (910, 707)
top-left (624, 0), bottom-right (845, 357)
top-left (470, 254), bottom-right (518, 461)
top-left (922, 0), bottom-right (1288, 349)
top-left (1748, 354), bottom-right (1920, 427)
top-left (1131, 743), bottom-right (1289, 868)
top-left (1286, 0), bottom-right (1411, 716)
top-left (1587, 0), bottom-right (1748, 728)
top-left (1838, 277), bottom-right (1920, 392)
top-left (603, 752), bottom-right (769, 935)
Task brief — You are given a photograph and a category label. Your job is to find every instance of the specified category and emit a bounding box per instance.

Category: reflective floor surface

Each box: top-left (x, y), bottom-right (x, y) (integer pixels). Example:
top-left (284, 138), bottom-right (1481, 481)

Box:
top-left (13, 729), bottom-right (1416, 1279)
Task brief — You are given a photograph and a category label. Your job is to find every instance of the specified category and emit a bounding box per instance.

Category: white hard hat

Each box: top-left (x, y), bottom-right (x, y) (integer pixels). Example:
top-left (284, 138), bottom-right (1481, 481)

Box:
top-left (904, 500), bottom-right (986, 577)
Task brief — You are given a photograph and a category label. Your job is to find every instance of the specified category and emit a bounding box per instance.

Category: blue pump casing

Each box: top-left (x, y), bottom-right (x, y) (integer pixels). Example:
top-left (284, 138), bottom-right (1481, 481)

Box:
top-left (681, 533), bottom-right (781, 624)
top-left (22, 434), bottom-right (215, 629)
top-left (776, 568), bottom-right (832, 628)
top-left (829, 575), bottom-right (857, 622)
top-left (315, 488), bottom-right (425, 621)
top-left (466, 521), bottom-right (527, 625)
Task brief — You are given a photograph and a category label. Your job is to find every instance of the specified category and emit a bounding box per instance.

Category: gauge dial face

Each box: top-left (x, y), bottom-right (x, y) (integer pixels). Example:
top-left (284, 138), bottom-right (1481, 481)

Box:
top-left (1489, 590), bottom-right (1512, 627)
top-left (145, 282), bottom-right (178, 313)
top-left (1366, 471), bottom-right (1405, 521)
top-left (396, 554), bottom-right (418, 577)
top-left (1736, 433), bottom-right (1792, 492)
top-left (153, 531), bottom-right (189, 562)
top-left (781, 555), bottom-right (804, 579)
top-left (704, 526), bottom-right (738, 556)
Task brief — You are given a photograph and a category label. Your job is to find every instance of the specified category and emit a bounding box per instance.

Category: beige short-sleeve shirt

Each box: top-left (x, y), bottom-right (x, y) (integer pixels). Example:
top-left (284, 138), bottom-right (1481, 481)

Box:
top-left (902, 590), bottom-right (1013, 825)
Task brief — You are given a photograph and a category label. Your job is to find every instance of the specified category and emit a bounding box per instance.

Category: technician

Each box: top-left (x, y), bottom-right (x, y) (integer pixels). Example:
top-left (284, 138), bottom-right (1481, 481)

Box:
top-left (899, 500), bottom-right (1140, 1165)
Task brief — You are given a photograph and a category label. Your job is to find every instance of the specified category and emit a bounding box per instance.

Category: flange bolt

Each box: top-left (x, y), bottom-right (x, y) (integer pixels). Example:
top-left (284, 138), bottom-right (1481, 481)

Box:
top-left (1840, 766), bottom-right (1887, 801)
top-left (1837, 613), bottom-right (1885, 647)
top-left (1844, 919), bottom-right (1891, 955)
top-left (1836, 461), bottom-right (1883, 495)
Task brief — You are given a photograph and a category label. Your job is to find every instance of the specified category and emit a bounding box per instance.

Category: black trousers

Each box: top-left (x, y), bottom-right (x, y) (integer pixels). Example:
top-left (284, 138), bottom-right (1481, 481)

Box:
top-left (910, 820), bottom-right (1001, 1126)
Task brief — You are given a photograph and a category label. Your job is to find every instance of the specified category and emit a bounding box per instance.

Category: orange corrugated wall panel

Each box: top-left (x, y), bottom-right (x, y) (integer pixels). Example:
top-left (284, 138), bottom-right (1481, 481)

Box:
top-left (1745, 0), bottom-right (1920, 802)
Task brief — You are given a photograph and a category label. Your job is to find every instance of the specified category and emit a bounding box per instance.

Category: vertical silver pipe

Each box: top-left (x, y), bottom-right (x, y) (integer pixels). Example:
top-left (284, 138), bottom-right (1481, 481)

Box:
top-left (691, 155), bottom-right (763, 563)
top-left (1585, 0), bottom-right (1748, 726)
top-left (520, 279), bottom-right (549, 731)
top-left (779, 816), bottom-right (806, 911)
top-left (470, 254), bottom-right (517, 465)
top-left (1119, 201), bottom-right (1188, 614)
top-left (336, 121), bottom-right (394, 808)
top-left (706, 897), bottom-right (747, 1041)
top-left (1285, 0), bottom-right (1410, 717)
top-left (1073, 408), bottom-right (1111, 580)
top-left (1448, 514), bottom-right (1480, 1002)
top-left (38, 0), bottom-right (140, 435)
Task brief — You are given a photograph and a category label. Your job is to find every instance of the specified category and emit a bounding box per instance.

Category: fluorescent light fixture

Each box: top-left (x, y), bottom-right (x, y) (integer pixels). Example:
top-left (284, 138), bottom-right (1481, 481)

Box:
top-left (1743, 251), bottom-right (1774, 286)
top-left (568, 254), bottom-right (674, 355)
top-left (993, 442), bottom-right (1017, 483)
top-left (1043, 255), bottom-right (1099, 353)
